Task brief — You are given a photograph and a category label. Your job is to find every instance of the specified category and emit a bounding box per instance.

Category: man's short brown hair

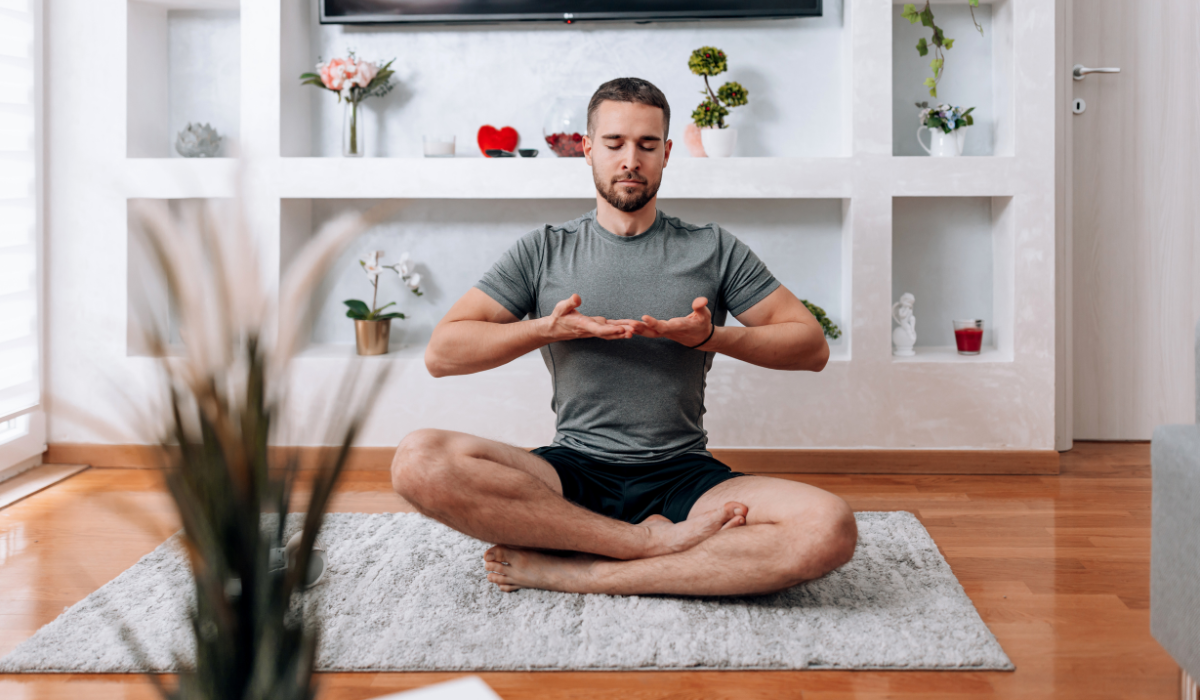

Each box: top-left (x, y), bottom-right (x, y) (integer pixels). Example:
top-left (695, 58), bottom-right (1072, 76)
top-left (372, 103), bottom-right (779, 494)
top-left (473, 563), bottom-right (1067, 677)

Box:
top-left (587, 77), bottom-right (671, 141)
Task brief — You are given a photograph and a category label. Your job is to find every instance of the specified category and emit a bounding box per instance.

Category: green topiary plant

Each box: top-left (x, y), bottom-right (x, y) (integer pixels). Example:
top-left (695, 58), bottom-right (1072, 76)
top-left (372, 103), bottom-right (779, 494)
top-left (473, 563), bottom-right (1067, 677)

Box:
top-left (901, 1), bottom-right (983, 98)
top-left (802, 300), bottom-right (841, 340)
top-left (688, 47), bottom-right (748, 129)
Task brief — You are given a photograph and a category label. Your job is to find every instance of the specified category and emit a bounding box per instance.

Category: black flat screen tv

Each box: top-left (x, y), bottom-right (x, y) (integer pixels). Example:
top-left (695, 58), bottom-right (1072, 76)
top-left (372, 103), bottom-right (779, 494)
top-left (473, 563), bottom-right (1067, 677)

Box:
top-left (320, 0), bottom-right (822, 25)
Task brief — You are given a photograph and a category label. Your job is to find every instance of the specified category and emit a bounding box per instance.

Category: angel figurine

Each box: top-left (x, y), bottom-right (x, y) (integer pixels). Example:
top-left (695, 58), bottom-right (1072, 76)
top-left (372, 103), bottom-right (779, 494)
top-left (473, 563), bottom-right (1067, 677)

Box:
top-left (892, 293), bottom-right (917, 357)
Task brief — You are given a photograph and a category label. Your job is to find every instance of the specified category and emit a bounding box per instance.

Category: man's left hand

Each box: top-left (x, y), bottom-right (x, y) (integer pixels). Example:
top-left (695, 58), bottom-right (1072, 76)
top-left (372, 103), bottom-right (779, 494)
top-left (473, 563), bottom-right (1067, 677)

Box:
top-left (609, 297), bottom-right (714, 348)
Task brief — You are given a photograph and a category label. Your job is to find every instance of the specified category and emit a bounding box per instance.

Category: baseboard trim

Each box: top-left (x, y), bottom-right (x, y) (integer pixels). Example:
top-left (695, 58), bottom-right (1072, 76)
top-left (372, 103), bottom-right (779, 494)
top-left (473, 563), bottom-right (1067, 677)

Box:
top-left (713, 448), bottom-right (1059, 474)
top-left (0, 463), bottom-right (90, 510)
top-left (45, 444), bottom-right (1060, 475)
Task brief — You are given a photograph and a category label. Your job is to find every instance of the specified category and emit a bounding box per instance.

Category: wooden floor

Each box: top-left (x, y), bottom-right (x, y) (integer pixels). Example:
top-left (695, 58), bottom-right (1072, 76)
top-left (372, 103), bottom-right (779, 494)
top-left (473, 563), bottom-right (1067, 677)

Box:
top-left (0, 442), bottom-right (1178, 699)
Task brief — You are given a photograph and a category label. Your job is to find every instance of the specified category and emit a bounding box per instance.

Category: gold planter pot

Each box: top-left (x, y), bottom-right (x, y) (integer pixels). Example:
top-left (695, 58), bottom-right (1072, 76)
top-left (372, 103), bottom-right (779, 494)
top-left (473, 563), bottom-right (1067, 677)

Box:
top-left (354, 319), bottom-right (391, 356)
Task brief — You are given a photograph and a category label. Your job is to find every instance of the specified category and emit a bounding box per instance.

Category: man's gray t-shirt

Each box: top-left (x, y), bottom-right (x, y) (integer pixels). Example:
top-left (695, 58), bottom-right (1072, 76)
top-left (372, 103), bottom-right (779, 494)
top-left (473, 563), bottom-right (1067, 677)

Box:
top-left (475, 208), bottom-right (780, 464)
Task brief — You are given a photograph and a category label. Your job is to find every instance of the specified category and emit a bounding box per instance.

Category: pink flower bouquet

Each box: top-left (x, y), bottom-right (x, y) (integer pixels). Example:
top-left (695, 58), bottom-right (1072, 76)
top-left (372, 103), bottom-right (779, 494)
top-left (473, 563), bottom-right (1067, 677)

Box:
top-left (301, 50), bottom-right (395, 104)
top-left (300, 51), bottom-right (395, 156)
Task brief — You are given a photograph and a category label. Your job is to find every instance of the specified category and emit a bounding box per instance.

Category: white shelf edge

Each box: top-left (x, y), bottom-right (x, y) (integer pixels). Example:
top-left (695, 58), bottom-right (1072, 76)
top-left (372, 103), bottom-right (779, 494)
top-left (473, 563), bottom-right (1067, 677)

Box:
top-left (296, 343), bottom-right (426, 361)
top-left (115, 156), bottom-right (1027, 200)
top-left (120, 158), bottom-right (239, 199)
top-left (891, 345), bottom-right (1013, 363)
top-left (133, 0), bottom-right (240, 9)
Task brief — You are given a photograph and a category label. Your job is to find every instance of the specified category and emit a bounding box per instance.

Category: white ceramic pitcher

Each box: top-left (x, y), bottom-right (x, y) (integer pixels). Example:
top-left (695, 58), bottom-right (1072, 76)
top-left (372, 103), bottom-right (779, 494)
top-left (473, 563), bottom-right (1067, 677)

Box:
top-left (917, 125), bottom-right (967, 157)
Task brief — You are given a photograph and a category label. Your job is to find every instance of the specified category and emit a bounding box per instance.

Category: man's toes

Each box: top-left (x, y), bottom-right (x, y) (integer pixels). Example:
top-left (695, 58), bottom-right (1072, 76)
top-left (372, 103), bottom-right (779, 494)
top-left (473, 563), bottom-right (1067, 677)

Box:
top-left (720, 513), bottom-right (746, 531)
top-left (487, 572), bottom-right (522, 592)
top-left (723, 501), bottom-right (748, 521)
top-left (485, 545), bottom-right (514, 565)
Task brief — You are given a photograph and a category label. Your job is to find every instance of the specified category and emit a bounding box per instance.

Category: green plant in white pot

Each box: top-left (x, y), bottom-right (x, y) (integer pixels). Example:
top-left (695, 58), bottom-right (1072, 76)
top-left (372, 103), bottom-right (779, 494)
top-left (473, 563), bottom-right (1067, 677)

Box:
top-left (915, 102), bottom-right (975, 157)
top-left (902, 1), bottom-right (983, 156)
top-left (688, 46), bottom-right (748, 158)
top-left (344, 250), bottom-right (423, 356)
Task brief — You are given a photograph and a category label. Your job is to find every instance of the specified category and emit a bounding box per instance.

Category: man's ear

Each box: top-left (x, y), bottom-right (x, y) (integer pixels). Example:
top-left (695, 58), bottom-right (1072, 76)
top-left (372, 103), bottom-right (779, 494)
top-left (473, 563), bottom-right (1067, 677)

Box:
top-left (583, 134), bottom-right (593, 165)
top-left (663, 138), bottom-right (672, 167)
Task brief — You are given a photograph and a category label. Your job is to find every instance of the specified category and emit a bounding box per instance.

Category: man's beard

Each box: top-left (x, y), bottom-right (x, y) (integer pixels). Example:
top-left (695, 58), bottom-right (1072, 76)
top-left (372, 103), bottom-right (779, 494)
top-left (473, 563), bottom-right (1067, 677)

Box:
top-left (594, 171), bottom-right (661, 213)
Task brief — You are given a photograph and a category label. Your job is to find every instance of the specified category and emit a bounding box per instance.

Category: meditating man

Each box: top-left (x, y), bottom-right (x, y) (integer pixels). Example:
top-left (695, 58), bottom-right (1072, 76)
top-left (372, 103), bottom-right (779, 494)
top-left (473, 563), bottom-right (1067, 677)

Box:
top-left (391, 77), bottom-right (857, 597)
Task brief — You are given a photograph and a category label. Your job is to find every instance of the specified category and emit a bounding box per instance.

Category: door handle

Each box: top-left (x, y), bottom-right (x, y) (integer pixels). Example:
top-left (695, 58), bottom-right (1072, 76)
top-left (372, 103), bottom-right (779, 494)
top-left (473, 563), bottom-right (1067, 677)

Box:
top-left (1073, 64), bottom-right (1121, 81)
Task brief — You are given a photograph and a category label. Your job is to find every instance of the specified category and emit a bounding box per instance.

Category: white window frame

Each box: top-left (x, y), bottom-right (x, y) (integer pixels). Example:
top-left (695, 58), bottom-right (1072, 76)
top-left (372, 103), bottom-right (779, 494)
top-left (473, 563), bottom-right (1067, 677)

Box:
top-left (0, 0), bottom-right (46, 478)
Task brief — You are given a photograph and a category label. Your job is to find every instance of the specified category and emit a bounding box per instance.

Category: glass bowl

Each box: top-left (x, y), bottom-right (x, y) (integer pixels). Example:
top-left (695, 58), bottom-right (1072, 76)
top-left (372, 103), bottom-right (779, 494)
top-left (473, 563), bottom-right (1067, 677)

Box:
top-left (543, 96), bottom-right (588, 157)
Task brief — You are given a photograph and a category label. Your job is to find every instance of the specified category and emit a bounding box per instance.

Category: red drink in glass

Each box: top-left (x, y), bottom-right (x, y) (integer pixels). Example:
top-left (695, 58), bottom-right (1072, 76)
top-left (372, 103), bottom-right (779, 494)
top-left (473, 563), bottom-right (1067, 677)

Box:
top-left (952, 319), bottom-right (984, 355)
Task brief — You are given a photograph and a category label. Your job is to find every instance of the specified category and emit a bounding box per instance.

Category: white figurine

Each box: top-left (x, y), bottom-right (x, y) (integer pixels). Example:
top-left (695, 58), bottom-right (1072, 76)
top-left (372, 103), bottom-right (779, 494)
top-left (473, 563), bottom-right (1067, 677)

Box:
top-left (892, 293), bottom-right (917, 357)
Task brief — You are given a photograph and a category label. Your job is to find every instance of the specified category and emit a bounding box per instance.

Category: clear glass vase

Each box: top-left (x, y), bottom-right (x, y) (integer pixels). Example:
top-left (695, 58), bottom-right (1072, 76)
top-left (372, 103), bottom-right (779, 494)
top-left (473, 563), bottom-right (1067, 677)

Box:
top-left (343, 100), bottom-right (363, 157)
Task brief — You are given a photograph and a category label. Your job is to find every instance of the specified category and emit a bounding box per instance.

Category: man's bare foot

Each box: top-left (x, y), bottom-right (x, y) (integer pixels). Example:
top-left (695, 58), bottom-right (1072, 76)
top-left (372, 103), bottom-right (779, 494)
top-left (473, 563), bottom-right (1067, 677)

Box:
top-left (481, 504), bottom-right (748, 593)
top-left (640, 502), bottom-right (747, 558)
top-left (483, 545), bottom-right (600, 593)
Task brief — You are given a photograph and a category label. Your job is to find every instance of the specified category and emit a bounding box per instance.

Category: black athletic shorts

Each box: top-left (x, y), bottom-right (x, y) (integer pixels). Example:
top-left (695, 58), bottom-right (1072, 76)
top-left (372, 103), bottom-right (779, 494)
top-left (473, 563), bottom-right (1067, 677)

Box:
top-left (530, 444), bottom-right (749, 524)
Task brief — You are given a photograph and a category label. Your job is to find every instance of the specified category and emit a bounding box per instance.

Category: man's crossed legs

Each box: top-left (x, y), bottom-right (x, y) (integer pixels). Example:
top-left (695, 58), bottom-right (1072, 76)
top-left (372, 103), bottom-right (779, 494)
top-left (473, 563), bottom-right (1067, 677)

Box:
top-left (390, 429), bottom-right (858, 597)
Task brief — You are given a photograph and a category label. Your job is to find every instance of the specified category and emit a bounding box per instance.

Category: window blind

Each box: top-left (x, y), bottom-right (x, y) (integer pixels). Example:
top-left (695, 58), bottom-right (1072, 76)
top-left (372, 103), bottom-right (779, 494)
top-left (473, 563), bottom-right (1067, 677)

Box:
top-left (0, 0), bottom-right (41, 462)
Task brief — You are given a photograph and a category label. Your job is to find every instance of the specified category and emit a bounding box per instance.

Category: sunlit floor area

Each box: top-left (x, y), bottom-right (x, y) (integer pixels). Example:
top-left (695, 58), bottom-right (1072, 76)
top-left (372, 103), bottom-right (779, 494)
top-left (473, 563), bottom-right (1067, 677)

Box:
top-left (0, 442), bottom-right (1177, 699)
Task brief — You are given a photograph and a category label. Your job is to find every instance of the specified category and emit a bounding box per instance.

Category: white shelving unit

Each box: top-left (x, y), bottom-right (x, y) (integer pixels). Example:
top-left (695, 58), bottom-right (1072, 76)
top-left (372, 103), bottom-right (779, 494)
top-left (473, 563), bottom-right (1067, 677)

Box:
top-left (119, 155), bottom-right (1027, 199)
top-left (94, 0), bottom-right (1056, 453)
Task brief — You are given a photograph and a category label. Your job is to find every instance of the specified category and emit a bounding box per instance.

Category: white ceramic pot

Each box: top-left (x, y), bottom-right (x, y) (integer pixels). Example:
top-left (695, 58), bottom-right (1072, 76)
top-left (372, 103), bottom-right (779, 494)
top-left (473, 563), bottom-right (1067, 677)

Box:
top-left (700, 126), bottom-right (738, 158)
top-left (917, 125), bottom-right (967, 157)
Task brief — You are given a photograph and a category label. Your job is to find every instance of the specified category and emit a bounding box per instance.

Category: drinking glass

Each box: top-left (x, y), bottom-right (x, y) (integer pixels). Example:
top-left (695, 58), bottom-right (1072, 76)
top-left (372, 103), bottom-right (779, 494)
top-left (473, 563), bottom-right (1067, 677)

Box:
top-left (953, 319), bottom-right (984, 355)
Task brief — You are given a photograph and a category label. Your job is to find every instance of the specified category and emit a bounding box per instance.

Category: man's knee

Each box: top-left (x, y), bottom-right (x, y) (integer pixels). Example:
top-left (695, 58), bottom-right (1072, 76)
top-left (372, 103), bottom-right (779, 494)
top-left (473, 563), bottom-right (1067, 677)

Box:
top-left (780, 497), bottom-right (858, 586)
top-left (391, 429), bottom-right (458, 502)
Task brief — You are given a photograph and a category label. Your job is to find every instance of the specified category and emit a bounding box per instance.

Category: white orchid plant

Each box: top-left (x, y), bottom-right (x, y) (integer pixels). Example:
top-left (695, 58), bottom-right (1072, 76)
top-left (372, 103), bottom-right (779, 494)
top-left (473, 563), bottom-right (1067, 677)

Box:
top-left (344, 251), bottom-right (423, 322)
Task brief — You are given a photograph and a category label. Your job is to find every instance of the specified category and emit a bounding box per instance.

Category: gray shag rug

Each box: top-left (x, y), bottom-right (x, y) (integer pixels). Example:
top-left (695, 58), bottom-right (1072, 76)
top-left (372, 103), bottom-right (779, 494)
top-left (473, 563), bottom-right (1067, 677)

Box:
top-left (0, 511), bottom-right (1012, 673)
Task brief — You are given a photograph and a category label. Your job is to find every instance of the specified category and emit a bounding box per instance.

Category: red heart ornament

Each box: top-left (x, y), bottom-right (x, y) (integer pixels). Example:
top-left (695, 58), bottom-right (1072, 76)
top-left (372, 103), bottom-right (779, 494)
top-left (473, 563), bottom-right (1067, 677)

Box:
top-left (477, 125), bottom-right (519, 156)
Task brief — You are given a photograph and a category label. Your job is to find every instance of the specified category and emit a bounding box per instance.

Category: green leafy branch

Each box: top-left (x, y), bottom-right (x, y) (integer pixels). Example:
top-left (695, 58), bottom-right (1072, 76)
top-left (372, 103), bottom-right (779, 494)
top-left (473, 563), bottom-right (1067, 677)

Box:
top-left (901, 1), bottom-right (982, 98)
top-left (802, 300), bottom-right (841, 340)
top-left (688, 47), bottom-right (749, 129)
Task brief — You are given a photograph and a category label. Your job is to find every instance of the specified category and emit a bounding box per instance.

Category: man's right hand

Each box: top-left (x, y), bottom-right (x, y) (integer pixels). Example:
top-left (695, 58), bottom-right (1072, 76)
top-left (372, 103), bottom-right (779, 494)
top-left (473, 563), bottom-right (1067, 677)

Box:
top-left (541, 294), bottom-right (633, 342)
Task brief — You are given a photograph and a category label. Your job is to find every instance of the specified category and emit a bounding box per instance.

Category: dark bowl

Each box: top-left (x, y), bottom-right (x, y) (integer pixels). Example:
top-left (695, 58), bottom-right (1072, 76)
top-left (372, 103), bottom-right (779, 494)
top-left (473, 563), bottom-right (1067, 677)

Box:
top-left (518, 149), bottom-right (539, 158)
top-left (485, 148), bottom-right (516, 158)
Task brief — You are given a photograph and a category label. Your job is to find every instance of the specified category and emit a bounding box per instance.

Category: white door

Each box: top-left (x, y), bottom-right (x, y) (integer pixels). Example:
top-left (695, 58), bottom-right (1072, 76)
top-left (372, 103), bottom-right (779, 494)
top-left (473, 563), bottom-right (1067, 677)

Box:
top-left (0, 0), bottom-right (46, 475)
top-left (1059, 0), bottom-right (1200, 445)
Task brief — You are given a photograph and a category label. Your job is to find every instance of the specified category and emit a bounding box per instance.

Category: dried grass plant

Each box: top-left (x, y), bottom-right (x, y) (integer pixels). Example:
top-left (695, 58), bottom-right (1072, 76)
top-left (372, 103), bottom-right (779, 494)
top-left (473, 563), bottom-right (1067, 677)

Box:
top-left (127, 193), bottom-right (404, 699)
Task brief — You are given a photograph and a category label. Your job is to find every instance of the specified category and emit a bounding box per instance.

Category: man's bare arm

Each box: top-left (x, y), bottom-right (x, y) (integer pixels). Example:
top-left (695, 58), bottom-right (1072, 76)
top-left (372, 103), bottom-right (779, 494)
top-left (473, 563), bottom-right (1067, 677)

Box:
top-left (609, 286), bottom-right (829, 372)
top-left (425, 288), bottom-right (634, 378)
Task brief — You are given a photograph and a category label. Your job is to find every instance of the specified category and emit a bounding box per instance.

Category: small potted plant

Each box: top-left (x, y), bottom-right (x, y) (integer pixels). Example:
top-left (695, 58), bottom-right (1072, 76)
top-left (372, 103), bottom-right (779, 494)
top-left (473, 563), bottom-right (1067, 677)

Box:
top-left (344, 251), bottom-right (422, 356)
top-left (300, 50), bottom-right (395, 157)
top-left (802, 299), bottom-right (842, 340)
top-left (915, 102), bottom-right (974, 157)
top-left (687, 46), bottom-right (748, 158)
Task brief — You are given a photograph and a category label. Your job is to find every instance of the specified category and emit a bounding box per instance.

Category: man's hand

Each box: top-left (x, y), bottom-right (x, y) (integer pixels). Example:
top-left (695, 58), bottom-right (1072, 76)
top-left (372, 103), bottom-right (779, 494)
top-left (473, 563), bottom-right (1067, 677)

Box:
top-left (610, 297), bottom-right (714, 348)
top-left (542, 294), bottom-right (634, 342)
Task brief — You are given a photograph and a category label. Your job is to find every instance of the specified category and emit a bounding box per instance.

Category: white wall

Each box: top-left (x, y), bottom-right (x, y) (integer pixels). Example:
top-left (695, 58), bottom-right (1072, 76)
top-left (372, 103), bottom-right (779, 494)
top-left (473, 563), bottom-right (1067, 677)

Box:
top-left (893, 196), bottom-right (995, 347)
top-left (43, 0), bottom-right (1058, 454)
top-left (167, 10), bottom-right (240, 157)
top-left (299, 198), bottom-right (846, 350)
top-left (283, 0), bottom-right (849, 158)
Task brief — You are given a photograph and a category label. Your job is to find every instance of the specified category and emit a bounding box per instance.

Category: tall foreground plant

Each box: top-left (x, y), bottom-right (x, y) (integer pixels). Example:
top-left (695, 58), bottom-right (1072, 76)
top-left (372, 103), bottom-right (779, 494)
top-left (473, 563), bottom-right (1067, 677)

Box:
top-left (129, 195), bottom-right (402, 699)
